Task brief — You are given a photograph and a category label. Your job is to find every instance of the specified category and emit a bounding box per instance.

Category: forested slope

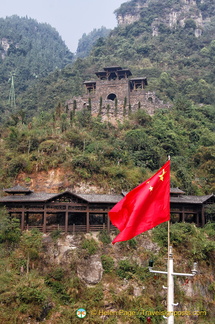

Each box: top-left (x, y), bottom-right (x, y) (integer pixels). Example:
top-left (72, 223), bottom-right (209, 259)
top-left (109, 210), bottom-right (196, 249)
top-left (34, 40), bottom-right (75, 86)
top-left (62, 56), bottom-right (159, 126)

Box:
top-left (0, 15), bottom-right (73, 121)
top-left (0, 0), bottom-right (214, 195)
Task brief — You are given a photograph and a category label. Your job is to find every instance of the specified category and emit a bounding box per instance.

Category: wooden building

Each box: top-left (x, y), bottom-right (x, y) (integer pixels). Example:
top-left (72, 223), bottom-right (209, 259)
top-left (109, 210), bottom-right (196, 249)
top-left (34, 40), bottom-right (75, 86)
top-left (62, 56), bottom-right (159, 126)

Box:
top-left (0, 185), bottom-right (214, 233)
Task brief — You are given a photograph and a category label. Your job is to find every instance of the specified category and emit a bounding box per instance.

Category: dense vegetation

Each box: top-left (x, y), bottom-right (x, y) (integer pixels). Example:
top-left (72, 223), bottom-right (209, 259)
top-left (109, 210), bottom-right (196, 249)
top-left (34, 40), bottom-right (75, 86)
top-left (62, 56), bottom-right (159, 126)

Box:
top-left (0, 101), bottom-right (214, 195)
top-left (0, 209), bottom-right (214, 323)
top-left (0, 1), bottom-right (214, 323)
top-left (76, 27), bottom-right (111, 58)
top-left (0, 0), bottom-right (214, 204)
top-left (2, 0), bottom-right (214, 124)
top-left (0, 15), bottom-right (73, 120)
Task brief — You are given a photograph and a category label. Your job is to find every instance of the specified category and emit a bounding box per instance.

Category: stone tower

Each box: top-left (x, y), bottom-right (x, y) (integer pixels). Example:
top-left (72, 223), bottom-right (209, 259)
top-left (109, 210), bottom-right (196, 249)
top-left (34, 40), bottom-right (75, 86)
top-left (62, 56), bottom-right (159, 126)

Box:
top-left (67, 66), bottom-right (169, 118)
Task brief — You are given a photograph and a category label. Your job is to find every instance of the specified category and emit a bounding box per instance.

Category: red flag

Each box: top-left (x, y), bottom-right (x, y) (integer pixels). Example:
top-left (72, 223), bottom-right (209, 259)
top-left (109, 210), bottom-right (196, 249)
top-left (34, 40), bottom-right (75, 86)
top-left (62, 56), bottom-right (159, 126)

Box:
top-left (109, 160), bottom-right (170, 244)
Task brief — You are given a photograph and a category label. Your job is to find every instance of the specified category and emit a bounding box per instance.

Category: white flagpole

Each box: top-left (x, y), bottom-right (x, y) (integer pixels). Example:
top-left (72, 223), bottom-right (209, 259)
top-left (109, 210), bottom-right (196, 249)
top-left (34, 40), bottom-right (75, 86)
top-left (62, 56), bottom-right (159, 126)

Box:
top-left (149, 156), bottom-right (198, 323)
top-left (167, 155), bottom-right (174, 323)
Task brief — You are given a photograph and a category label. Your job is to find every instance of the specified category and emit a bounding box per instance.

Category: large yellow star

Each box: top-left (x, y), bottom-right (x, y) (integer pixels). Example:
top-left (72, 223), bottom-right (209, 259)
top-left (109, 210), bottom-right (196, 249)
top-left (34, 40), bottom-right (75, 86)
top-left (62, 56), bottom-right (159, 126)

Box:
top-left (159, 169), bottom-right (167, 181)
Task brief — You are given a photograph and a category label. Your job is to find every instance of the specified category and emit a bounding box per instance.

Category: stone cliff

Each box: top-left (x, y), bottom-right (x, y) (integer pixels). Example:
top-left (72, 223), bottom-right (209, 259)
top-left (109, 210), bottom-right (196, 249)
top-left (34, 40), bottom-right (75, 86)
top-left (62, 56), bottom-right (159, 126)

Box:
top-left (116, 0), bottom-right (211, 38)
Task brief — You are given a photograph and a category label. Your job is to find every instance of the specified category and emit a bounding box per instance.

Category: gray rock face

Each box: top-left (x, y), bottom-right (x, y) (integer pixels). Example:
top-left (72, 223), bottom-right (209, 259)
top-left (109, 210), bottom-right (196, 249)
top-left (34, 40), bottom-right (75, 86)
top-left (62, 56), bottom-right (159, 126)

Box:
top-left (77, 254), bottom-right (103, 284)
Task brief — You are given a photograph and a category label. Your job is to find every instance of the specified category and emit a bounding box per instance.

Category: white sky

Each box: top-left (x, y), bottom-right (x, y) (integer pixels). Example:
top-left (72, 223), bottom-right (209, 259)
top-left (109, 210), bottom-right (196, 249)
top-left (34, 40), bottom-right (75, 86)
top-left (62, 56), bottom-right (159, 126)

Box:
top-left (1, 0), bottom-right (126, 53)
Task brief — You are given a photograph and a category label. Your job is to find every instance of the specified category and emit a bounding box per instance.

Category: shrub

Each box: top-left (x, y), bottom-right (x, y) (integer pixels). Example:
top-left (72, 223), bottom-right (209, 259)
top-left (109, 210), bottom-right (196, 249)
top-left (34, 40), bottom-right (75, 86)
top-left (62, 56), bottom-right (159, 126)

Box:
top-left (152, 222), bottom-right (168, 248)
top-left (38, 140), bottom-right (58, 153)
top-left (50, 229), bottom-right (62, 240)
top-left (98, 230), bottom-right (111, 244)
top-left (117, 259), bottom-right (137, 279)
top-left (7, 155), bottom-right (30, 177)
top-left (81, 238), bottom-right (99, 255)
top-left (18, 285), bottom-right (46, 304)
top-left (0, 208), bottom-right (21, 244)
top-left (101, 255), bottom-right (114, 273)
top-left (45, 268), bottom-right (70, 302)
top-left (71, 154), bottom-right (100, 173)
top-left (203, 222), bottom-right (215, 239)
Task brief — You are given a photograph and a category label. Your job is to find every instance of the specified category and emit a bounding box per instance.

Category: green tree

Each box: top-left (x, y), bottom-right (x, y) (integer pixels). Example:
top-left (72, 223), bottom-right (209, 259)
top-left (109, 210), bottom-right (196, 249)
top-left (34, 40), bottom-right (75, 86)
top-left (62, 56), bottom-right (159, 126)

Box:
top-left (0, 207), bottom-right (21, 244)
top-left (20, 229), bottom-right (42, 274)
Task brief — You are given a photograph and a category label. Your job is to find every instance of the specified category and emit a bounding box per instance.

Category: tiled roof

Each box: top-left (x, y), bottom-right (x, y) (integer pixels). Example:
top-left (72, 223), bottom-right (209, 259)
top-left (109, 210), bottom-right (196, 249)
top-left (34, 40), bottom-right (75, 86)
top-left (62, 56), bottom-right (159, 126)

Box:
top-left (0, 192), bottom-right (57, 202)
top-left (170, 187), bottom-right (185, 194)
top-left (0, 189), bottom-right (213, 206)
top-left (171, 195), bottom-right (214, 204)
top-left (122, 188), bottom-right (185, 196)
top-left (130, 77), bottom-right (147, 81)
top-left (0, 191), bottom-right (122, 204)
top-left (3, 185), bottom-right (33, 193)
top-left (77, 194), bottom-right (123, 203)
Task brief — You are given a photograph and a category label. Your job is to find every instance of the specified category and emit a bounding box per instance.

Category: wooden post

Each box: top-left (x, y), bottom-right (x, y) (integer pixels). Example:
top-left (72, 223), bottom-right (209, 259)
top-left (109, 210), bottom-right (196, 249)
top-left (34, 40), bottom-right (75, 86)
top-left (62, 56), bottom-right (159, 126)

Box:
top-left (182, 206), bottom-right (185, 222)
top-left (196, 212), bottom-right (199, 227)
top-left (201, 205), bottom-right (205, 226)
top-left (26, 212), bottom-right (29, 229)
top-left (86, 206), bottom-right (90, 233)
top-left (107, 212), bottom-right (110, 233)
top-left (43, 205), bottom-right (47, 233)
top-left (65, 205), bottom-right (69, 233)
top-left (21, 207), bottom-right (25, 231)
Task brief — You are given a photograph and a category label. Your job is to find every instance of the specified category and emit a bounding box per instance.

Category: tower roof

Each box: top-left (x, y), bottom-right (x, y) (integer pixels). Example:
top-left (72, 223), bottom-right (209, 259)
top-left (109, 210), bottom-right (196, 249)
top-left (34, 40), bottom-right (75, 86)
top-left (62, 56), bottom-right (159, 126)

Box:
top-left (3, 184), bottom-right (33, 194)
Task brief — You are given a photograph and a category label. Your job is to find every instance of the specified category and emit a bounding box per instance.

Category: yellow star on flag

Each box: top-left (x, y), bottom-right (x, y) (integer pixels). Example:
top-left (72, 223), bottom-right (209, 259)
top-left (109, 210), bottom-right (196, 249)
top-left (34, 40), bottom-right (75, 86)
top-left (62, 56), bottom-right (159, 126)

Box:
top-left (149, 186), bottom-right (153, 191)
top-left (159, 169), bottom-right (167, 181)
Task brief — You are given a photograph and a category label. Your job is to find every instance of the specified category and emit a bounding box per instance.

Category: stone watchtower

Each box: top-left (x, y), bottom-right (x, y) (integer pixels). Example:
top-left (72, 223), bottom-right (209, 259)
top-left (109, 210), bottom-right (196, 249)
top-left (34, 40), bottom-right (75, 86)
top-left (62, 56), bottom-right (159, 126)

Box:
top-left (67, 66), bottom-right (168, 118)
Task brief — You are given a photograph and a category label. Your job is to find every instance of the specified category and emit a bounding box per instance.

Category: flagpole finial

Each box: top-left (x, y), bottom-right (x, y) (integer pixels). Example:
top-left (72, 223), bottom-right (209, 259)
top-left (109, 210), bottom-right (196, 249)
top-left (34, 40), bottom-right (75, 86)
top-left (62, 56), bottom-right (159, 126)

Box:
top-left (168, 155), bottom-right (171, 161)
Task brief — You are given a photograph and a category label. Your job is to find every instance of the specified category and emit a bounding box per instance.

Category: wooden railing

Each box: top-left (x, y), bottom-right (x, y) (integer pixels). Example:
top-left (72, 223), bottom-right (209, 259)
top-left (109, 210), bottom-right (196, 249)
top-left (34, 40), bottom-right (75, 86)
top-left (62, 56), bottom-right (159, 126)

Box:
top-left (24, 225), bottom-right (43, 231)
top-left (23, 223), bottom-right (116, 233)
top-left (89, 224), bottom-right (106, 231)
top-left (68, 224), bottom-right (86, 233)
top-left (46, 225), bottom-right (65, 232)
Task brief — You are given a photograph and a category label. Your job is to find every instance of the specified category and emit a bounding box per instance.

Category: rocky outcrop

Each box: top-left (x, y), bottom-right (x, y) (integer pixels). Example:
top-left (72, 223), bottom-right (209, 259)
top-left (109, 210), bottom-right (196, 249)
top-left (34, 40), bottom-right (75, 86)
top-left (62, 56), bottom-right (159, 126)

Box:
top-left (116, 0), bottom-right (208, 38)
top-left (1, 38), bottom-right (10, 59)
top-left (117, 13), bottom-right (141, 26)
top-left (77, 254), bottom-right (104, 285)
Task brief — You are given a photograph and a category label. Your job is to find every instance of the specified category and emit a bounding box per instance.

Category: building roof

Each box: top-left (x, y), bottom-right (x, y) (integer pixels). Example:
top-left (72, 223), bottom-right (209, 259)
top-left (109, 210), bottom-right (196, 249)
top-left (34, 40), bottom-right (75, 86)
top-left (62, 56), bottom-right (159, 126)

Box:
top-left (170, 194), bottom-right (214, 204)
top-left (130, 77), bottom-right (147, 81)
top-left (77, 194), bottom-right (123, 203)
top-left (3, 185), bottom-right (33, 194)
top-left (0, 191), bottom-right (123, 204)
top-left (118, 190), bottom-right (214, 205)
top-left (0, 189), bottom-right (213, 206)
top-left (0, 192), bottom-right (57, 203)
top-left (95, 67), bottom-right (132, 77)
top-left (103, 66), bottom-right (123, 71)
top-left (83, 81), bottom-right (96, 84)
top-left (170, 187), bottom-right (185, 194)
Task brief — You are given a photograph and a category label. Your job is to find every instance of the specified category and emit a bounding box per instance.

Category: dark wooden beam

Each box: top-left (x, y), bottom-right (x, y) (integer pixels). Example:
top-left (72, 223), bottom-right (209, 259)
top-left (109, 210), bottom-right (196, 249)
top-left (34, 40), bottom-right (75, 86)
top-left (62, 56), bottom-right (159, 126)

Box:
top-left (21, 206), bottom-right (25, 231)
top-left (86, 205), bottom-right (90, 233)
top-left (43, 204), bottom-right (47, 233)
top-left (65, 205), bottom-right (69, 233)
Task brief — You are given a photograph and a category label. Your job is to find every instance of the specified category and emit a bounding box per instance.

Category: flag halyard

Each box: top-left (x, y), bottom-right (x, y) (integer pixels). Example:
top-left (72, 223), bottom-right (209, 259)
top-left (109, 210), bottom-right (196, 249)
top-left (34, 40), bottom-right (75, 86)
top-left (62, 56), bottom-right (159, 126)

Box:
top-left (109, 160), bottom-right (170, 244)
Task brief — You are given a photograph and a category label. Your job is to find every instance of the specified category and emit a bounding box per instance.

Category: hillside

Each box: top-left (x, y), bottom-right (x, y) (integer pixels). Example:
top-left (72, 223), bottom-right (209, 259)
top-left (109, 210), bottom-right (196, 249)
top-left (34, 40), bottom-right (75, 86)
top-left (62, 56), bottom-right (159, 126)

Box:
top-left (0, 2), bottom-right (214, 323)
top-left (0, 216), bottom-right (214, 323)
top-left (0, 15), bottom-right (73, 122)
top-left (76, 27), bottom-right (111, 58)
top-left (7, 0), bottom-right (215, 121)
top-left (0, 0), bottom-right (214, 195)
top-left (0, 100), bottom-right (214, 196)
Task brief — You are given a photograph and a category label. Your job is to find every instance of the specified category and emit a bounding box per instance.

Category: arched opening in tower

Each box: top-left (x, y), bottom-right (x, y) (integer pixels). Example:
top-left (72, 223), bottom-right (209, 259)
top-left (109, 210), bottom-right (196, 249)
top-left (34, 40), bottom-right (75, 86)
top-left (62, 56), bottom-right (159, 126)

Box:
top-left (107, 93), bottom-right (117, 101)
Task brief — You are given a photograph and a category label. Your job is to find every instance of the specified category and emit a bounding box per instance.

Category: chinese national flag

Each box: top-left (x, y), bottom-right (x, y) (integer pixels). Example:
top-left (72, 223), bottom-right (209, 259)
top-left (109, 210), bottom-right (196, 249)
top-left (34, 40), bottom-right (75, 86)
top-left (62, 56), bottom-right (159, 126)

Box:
top-left (109, 160), bottom-right (170, 244)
